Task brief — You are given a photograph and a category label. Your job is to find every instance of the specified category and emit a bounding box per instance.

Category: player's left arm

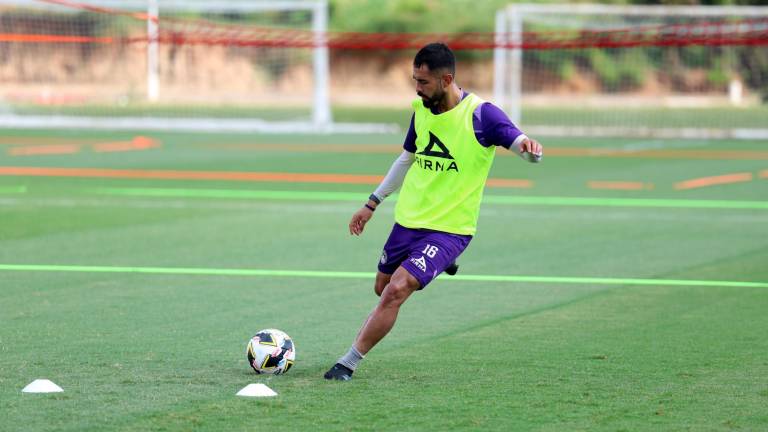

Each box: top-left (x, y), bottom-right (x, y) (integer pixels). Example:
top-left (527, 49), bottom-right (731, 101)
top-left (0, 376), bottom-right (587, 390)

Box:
top-left (478, 102), bottom-right (542, 163)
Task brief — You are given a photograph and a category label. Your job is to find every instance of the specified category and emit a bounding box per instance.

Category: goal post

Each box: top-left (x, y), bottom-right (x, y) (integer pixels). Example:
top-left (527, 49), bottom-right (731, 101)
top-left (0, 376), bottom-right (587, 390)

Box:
top-left (0, 0), bottom-right (395, 133)
top-left (494, 3), bottom-right (768, 140)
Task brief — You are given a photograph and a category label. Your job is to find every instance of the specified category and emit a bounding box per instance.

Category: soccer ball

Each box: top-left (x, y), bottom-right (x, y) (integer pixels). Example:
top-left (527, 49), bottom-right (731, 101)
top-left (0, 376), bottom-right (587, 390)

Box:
top-left (246, 329), bottom-right (296, 375)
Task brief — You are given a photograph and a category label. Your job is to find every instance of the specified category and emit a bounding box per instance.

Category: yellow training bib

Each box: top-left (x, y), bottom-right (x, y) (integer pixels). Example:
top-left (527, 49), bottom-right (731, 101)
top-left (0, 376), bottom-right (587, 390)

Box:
top-left (395, 93), bottom-right (495, 235)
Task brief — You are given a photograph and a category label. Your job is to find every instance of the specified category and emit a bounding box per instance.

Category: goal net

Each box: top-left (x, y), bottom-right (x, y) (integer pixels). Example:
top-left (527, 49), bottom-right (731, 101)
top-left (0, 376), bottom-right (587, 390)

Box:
top-left (494, 4), bottom-right (768, 139)
top-left (0, 0), bottom-right (351, 132)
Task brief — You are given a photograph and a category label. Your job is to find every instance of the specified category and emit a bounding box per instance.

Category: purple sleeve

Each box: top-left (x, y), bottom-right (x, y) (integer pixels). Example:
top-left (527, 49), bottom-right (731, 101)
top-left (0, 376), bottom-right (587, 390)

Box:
top-left (403, 114), bottom-right (417, 153)
top-left (473, 102), bottom-right (524, 149)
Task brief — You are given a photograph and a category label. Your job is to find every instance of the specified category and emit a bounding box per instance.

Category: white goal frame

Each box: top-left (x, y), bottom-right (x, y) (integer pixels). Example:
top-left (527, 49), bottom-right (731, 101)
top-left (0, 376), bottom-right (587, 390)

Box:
top-left (494, 3), bottom-right (768, 139)
top-left (0, 0), bottom-right (395, 133)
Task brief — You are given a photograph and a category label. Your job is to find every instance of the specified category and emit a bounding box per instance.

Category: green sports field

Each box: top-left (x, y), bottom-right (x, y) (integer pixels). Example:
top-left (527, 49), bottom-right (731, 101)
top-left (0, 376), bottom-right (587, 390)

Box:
top-left (1, 128), bottom-right (767, 431)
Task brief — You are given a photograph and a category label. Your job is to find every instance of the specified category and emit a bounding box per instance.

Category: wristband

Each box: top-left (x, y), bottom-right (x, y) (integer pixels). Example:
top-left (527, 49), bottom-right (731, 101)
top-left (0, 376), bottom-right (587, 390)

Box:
top-left (364, 204), bottom-right (376, 212)
top-left (368, 193), bottom-right (381, 205)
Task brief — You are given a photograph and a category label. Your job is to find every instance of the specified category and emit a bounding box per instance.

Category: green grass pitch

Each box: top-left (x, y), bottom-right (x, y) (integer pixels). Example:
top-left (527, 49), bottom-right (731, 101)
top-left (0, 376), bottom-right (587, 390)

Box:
top-left (1, 128), bottom-right (767, 431)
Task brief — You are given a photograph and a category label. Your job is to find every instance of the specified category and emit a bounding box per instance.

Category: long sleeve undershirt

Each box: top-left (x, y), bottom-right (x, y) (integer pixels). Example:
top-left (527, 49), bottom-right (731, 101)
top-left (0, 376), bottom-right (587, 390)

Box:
top-left (373, 150), bottom-right (415, 200)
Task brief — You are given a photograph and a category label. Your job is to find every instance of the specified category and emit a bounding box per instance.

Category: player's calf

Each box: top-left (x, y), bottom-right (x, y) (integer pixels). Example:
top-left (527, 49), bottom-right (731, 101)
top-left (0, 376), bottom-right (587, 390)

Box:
top-left (374, 272), bottom-right (391, 297)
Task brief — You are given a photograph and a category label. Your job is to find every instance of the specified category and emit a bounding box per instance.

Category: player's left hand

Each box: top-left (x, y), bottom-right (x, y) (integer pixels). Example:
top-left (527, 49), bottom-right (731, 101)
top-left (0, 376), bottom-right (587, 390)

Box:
top-left (521, 138), bottom-right (543, 158)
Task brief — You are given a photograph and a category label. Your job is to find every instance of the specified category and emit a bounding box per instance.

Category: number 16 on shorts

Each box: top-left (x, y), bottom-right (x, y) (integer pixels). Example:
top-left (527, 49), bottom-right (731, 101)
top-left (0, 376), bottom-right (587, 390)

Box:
top-left (422, 244), bottom-right (439, 258)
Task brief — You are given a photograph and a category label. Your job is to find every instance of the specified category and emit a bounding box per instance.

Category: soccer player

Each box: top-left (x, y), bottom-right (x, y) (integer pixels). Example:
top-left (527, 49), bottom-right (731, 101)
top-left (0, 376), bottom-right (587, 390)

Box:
top-left (324, 43), bottom-right (542, 381)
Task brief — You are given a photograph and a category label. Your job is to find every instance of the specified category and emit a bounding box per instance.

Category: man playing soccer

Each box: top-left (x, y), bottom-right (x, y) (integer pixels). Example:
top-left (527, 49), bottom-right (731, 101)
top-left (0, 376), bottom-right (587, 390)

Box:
top-left (324, 43), bottom-right (543, 381)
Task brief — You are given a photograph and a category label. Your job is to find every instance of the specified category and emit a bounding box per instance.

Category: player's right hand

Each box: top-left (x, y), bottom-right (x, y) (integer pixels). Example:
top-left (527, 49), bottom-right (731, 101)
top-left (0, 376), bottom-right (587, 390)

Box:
top-left (349, 207), bottom-right (373, 236)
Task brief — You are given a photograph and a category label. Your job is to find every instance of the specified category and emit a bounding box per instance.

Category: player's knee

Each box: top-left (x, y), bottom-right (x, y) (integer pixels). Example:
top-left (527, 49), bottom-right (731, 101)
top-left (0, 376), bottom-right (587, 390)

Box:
top-left (380, 278), bottom-right (416, 307)
top-left (379, 286), bottom-right (405, 308)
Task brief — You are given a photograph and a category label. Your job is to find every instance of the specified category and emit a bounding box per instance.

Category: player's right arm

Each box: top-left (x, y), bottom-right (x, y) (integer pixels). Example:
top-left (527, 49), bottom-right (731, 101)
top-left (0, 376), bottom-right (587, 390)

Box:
top-left (349, 116), bottom-right (417, 236)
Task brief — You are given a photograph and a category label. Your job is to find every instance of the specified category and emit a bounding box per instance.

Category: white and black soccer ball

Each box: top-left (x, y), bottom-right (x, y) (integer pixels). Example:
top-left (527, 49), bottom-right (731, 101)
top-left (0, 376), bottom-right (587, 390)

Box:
top-left (246, 329), bottom-right (296, 375)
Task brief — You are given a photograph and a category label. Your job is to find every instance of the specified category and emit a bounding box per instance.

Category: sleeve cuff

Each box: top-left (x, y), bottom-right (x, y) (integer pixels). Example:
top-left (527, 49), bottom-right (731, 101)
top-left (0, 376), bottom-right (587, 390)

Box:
top-left (512, 134), bottom-right (528, 148)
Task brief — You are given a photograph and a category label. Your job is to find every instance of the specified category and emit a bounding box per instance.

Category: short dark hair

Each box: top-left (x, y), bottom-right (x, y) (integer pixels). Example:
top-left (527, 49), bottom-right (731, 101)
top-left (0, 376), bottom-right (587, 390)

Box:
top-left (414, 42), bottom-right (455, 76)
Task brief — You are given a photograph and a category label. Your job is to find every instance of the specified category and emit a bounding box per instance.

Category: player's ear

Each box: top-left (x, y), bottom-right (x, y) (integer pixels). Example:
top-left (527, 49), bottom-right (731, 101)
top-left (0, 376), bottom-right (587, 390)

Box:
top-left (441, 72), bottom-right (454, 87)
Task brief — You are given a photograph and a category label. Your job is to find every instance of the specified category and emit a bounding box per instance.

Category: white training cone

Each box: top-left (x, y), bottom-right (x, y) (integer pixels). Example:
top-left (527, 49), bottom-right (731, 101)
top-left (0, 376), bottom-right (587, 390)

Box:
top-left (236, 383), bottom-right (277, 397)
top-left (22, 379), bottom-right (63, 393)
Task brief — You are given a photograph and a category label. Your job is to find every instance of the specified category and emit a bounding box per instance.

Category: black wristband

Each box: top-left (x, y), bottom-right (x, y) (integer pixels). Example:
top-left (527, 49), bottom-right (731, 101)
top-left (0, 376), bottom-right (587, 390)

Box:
top-left (368, 193), bottom-right (381, 205)
top-left (364, 204), bottom-right (376, 212)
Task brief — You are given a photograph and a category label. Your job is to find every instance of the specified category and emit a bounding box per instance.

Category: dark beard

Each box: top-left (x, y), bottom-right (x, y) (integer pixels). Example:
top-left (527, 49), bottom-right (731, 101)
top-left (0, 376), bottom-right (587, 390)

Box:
top-left (419, 89), bottom-right (445, 109)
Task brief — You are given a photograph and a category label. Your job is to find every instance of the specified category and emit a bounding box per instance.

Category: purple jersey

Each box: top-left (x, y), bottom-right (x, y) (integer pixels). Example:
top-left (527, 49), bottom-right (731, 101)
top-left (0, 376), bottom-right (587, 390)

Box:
top-left (403, 91), bottom-right (524, 152)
